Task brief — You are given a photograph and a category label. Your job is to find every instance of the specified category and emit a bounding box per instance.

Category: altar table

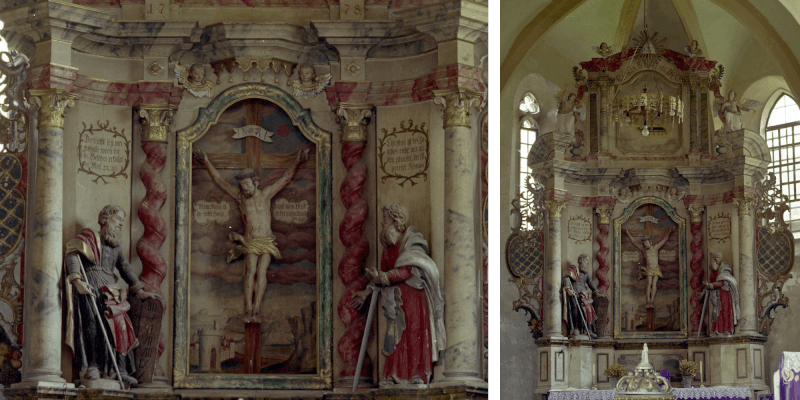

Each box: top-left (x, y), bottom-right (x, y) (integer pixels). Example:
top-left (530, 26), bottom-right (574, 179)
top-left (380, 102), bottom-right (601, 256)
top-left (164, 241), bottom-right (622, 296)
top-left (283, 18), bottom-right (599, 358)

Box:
top-left (548, 386), bottom-right (753, 400)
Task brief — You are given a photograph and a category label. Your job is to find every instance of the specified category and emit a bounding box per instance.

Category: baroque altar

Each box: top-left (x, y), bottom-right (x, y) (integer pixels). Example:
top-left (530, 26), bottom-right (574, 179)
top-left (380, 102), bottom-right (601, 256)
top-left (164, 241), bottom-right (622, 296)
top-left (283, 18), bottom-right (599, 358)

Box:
top-left (506, 31), bottom-right (795, 399)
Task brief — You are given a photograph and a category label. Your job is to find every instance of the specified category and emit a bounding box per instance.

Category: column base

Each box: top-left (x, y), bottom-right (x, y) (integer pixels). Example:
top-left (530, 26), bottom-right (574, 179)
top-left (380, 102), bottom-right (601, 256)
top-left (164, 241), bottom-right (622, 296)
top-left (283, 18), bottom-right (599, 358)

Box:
top-left (5, 381), bottom-right (77, 400)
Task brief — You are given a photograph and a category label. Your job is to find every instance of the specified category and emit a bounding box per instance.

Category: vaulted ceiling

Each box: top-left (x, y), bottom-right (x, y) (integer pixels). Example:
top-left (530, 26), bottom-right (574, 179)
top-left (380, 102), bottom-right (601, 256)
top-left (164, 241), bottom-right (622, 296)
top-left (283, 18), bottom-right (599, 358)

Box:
top-left (501, 0), bottom-right (800, 102)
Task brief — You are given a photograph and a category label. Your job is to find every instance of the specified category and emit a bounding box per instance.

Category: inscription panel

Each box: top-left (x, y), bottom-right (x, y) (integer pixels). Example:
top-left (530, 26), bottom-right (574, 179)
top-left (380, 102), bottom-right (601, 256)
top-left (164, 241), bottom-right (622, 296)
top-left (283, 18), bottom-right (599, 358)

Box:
top-left (708, 213), bottom-right (732, 243)
top-left (378, 119), bottom-right (429, 187)
top-left (77, 121), bottom-right (131, 184)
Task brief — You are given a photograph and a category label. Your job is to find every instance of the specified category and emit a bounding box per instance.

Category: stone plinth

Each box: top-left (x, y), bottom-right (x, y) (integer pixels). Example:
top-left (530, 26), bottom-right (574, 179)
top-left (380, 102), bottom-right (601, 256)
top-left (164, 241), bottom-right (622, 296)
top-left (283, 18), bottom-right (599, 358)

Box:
top-left (4, 382), bottom-right (77, 400)
top-left (567, 340), bottom-right (594, 389)
top-left (707, 337), bottom-right (768, 391)
top-left (534, 338), bottom-right (570, 396)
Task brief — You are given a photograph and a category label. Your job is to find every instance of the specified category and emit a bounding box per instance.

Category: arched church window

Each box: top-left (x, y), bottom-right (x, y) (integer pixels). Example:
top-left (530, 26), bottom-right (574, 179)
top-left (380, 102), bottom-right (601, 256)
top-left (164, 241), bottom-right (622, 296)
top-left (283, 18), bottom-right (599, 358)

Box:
top-left (765, 94), bottom-right (800, 236)
top-left (518, 92), bottom-right (539, 195)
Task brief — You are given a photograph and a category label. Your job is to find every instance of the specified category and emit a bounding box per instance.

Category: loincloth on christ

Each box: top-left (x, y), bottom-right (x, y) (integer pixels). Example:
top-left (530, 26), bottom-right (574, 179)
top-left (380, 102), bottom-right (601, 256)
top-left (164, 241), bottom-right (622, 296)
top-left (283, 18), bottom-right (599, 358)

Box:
top-left (226, 232), bottom-right (282, 263)
top-left (638, 264), bottom-right (663, 279)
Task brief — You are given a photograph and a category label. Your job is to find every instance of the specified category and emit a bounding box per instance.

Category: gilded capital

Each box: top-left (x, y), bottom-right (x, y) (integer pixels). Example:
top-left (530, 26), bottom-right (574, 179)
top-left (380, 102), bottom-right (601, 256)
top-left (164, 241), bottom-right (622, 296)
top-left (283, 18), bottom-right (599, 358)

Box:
top-left (595, 207), bottom-right (612, 225)
top-left (734, 197), bottom-right (756, 216)
top-left (139, 104), bottom-right (176, 143)
top-left (336, 103), bottom-right (372, 142)
top-left (433, 88), bottom-right (482, 128)
top-left (544, 200), bottom-right (567, 220)
top-left (29, 89), bottom-right (76, 129)
top-left (688, 205), bottom-right (705, 223)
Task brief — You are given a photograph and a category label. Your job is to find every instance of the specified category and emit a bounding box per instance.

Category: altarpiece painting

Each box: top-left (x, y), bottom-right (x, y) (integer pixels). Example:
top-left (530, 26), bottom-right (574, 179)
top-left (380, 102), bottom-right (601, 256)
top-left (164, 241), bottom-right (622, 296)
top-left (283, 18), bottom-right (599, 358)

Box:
top-left (614, 197), bottom-right (688, 338)
top-left (173, 84), bottom-right (332, 389)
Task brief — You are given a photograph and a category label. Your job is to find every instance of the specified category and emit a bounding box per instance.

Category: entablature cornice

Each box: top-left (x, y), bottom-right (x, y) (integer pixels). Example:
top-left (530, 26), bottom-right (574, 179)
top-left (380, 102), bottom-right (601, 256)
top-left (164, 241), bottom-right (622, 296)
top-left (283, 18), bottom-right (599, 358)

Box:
top-left (389, 0), bottom-right (487, 43)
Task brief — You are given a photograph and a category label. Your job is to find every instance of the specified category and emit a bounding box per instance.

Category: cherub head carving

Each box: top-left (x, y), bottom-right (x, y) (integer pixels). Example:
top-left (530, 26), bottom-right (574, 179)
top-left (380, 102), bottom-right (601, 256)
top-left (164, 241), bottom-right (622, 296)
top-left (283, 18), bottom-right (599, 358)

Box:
top-left (189, 64), bottom-right (206, 85)
top-left (298, 64), bottom-right (316, 84)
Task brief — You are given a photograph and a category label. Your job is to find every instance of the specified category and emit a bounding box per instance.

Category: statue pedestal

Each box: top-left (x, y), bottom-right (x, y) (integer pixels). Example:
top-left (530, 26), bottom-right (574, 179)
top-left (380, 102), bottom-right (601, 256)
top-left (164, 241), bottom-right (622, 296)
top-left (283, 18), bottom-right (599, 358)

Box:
top-left (707, 337), bottom-right (768, 391)
top-left (534, 337), bottom-right (570, 398)
top-left (567, 340), bottom-right (594, 389)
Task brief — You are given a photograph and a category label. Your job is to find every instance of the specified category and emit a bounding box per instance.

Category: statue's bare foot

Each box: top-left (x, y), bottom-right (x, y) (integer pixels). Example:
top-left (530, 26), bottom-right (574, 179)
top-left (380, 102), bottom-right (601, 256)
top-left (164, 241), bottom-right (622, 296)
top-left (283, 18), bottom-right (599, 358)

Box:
top-left (85, 367), bottom-right (100, 380)
top-left (243, 309), bottom-right (252, 323)
top-left (252, 311), bottom-right (262, 324)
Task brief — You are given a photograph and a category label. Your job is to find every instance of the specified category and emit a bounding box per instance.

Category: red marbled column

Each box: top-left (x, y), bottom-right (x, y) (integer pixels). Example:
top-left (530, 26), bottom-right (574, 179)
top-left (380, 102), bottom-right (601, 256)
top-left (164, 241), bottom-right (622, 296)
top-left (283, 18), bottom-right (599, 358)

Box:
top-left (137, 139), bottom-right (168, 293)
top-left (594, 207), bottom-right (612, 337)
top-left (136, 105), bottom-right (175, 383)
top-left (688, 206), bottom-right (705, 334)
top-left (337, 140), bottom-right (371, 381)
top-left (595, 208), bottom-right (612, 295)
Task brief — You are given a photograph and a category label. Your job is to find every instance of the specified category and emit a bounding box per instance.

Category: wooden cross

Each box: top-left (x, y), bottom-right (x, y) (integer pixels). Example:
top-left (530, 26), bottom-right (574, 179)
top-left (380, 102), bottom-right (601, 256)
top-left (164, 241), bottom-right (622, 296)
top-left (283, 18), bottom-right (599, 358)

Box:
top-left (191, 100), bottom-right (316, 173)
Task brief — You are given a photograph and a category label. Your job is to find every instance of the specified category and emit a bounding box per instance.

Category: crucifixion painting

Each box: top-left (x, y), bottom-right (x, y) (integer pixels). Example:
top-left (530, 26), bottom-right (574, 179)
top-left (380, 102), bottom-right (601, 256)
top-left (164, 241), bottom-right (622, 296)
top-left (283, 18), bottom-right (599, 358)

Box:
top-left (190, 98), bottom-right (318, 375)
top-left (619, 203), bottom-right (682, 333)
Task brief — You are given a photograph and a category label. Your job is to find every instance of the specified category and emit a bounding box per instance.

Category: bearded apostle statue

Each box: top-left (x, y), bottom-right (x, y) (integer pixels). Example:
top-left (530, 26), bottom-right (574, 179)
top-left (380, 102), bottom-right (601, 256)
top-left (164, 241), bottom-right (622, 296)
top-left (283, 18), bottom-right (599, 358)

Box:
top-left (704, 251), bottom-right (741, 336)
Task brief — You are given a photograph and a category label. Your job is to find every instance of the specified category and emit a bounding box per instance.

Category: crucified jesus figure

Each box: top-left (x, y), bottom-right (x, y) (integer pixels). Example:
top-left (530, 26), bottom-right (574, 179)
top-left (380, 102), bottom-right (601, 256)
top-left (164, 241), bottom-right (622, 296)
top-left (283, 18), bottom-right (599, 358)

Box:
top-left (194, 147), bottom-right (310, 323)
top-left (624, 225), bottom-right (676, 307)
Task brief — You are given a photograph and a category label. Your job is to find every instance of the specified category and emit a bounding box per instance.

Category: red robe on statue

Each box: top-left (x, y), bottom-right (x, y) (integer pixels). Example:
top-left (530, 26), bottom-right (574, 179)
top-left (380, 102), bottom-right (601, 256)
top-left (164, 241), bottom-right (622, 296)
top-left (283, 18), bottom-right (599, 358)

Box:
top-left (380, 242), bottom-right (432, 384)
top-left (710, 269), bottom-right (736, 335)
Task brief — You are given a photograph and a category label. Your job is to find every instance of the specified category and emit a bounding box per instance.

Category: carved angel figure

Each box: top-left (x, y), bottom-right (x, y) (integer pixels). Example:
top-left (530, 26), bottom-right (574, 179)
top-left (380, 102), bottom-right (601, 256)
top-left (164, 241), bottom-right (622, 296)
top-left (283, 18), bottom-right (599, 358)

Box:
top-left (612, 186), bottom-right (632, 203)
top-left (548, 88), bottom-right (586, 137)
top-left (175, 63), bottom-right (215, 98)
top-left (713, 90), bottom-right (764, 133)
top-left (684, 40), bottom-right (703, 58)
top-left (592, 42), bottom-right (616, 59)
top-left (667, 187), bottom-right (685, 202)
top-left (290, 64), bottom-right (331, 99)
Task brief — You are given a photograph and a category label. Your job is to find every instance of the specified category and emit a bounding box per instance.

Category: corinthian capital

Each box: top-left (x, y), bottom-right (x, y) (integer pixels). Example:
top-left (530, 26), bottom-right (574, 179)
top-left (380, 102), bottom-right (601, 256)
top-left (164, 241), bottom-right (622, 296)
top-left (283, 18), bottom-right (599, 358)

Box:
top-left (544, 200), bottom-right (567, 220)
top-left (139, 104), bottom-right (177, 143)
top-left (336, 103), bottom-right (373, 142)
top-left (734, 197), bottom-right (756, 216)
top-left (29, 89), bottom-right (76, 129)
top-left (433, 88), bottom-right (482, 128)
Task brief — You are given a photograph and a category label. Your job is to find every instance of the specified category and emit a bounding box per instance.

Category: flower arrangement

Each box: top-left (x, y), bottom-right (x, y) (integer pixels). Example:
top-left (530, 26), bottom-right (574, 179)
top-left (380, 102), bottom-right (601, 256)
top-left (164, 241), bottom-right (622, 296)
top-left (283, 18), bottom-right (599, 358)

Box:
top-left (679, 359), bottom-right (700, 377)
top-left (604, 363), bottom-right (628, 379)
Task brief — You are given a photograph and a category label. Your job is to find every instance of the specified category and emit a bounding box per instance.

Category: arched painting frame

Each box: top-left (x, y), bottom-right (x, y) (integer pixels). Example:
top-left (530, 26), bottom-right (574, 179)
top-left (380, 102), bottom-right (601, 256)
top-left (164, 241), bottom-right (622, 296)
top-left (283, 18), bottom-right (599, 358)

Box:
top-left (613, 196), bottom-right (688, 339)
top-left (173, 83), bottom-right (332, 389)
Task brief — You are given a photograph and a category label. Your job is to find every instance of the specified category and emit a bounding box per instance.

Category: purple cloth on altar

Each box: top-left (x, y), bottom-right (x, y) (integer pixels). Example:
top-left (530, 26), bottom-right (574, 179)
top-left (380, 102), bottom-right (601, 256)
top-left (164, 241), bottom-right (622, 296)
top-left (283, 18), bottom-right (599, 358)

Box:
top-left (779, 352), bottom-right (800, 400)
top-left (658, 369), bottom-right (670, 381)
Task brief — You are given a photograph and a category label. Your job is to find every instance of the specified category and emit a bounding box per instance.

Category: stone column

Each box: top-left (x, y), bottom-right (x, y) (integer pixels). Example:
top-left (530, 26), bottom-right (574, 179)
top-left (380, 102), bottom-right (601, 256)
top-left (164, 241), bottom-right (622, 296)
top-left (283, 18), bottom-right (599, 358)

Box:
top-left (735, 198), bottom-right (757, 334)
top-left (543, 200), bottom-right (567, 339)
top-left (21, 89), bottom-right (76, 385)
top-left (334, 103), bottom-right (374, 387)
top-left (135, 104), bottom-right (175, 386)
top-left (433, 88), bottom-right (483, 384)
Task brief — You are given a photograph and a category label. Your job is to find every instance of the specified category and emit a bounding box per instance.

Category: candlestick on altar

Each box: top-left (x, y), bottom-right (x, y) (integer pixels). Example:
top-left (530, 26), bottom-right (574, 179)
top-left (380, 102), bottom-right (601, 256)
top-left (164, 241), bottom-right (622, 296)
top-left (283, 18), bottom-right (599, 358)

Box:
top-left (593, 364), bottom-right (596, 384)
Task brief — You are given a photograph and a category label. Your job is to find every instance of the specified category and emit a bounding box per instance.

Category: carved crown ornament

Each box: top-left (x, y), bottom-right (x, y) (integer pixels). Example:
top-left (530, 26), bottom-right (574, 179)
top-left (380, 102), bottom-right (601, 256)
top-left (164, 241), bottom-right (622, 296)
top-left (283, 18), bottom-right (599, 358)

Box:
top-left (210, 57), bottom-right (296, 84)
top-left (29, 89), bottom-right (76, 129)
top-left (433, 88), bottom-right (482, 128)
top-left (611, 184), bottom-right (685, 204)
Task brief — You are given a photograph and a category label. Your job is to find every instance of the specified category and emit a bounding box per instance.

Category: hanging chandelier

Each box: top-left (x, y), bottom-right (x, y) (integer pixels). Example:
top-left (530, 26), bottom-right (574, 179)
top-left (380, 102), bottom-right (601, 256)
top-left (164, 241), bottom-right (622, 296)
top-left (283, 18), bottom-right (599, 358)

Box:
top-left (610, 0), bottom-right (684, 136)
top-left (613, 85), bottom-right (683, 136)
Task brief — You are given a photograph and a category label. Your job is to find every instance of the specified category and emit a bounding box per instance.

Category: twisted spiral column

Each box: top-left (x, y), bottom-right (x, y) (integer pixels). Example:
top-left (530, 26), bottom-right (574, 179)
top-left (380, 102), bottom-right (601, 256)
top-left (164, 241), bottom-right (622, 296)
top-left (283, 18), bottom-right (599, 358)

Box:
top-left (688, 206), bottom-right (705, 333)
top-left (335, 104), bottom-right (373, 385)
top-left (594, 207), bottom-right (612, 337)
top-left (136, 104), bottom-right (175, 384)
top-left (594, 207), bottom-right (612, 294)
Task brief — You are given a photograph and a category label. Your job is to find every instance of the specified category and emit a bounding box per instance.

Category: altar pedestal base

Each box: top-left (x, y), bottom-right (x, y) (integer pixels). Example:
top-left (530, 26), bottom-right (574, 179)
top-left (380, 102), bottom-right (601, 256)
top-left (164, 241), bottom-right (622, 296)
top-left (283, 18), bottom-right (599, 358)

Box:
top-left (534, 338), bottom-right (570, 397)
top-left (567, 340), bottom-right (594, 389)
top-left (707, 338), bottom-right (767, 391)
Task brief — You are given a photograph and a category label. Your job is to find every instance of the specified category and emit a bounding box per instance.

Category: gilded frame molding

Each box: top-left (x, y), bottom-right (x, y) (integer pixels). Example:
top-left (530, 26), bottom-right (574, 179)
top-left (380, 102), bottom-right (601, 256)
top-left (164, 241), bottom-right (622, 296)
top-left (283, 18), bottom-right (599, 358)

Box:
top-left (173, 83), bottom-right (333, 389)
top-left (613, 196), bottom-right (688, 339)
